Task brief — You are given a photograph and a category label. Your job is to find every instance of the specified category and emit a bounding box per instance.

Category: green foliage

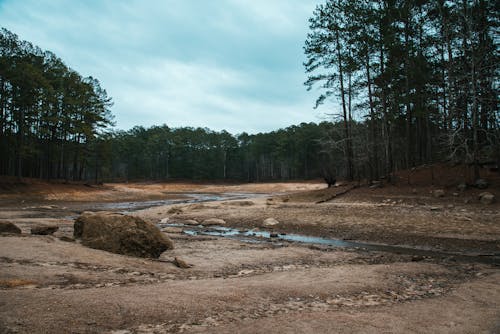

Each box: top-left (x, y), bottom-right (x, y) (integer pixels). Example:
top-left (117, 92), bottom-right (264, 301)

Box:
top-left (304, 0), bottom-right (499, 180)
top-left (0, 28), bottom-right (113, 180)
top-left (100, 122), bottom-right (331, 181)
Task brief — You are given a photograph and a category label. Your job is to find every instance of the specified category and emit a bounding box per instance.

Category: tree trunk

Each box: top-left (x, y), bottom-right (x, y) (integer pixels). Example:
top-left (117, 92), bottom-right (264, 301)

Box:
top-left (335, 29), bottom-right (353, 180)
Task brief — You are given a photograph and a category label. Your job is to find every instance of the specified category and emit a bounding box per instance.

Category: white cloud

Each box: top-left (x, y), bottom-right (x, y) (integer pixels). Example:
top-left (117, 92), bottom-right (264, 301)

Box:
top-left (0, 0), bottom-right (323, 134)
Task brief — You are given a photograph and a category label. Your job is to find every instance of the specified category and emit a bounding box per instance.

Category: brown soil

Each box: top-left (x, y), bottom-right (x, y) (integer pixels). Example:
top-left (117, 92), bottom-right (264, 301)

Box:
top-left (0, 180), bottom-right (499, 333)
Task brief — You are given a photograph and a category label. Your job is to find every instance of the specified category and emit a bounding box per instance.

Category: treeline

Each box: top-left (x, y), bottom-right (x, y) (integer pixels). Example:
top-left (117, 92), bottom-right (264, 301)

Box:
top-left (0, 28), bottom-right (113, 180)
top-left (304, 0), bottom-right (499, 181)
top-left (3, 2), bottom-right (499, 185)
top-left (95, 122), bottom-right (331, 181)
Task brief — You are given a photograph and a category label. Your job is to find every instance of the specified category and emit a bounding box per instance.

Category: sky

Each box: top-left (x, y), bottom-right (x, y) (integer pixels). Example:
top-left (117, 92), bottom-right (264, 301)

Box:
top-left (0, 0), bottom-right (328, 134)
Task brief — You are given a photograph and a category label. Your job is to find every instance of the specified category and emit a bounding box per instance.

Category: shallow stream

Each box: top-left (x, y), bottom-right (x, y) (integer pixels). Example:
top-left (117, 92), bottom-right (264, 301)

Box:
top-left (161, 222), bottom-right (500, 265)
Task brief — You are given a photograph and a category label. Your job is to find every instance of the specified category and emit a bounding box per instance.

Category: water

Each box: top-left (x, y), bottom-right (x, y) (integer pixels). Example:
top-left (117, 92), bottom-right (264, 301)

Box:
top-left (97, 192), bottom-right (260, 212)
top-left (167, 223), bottom-right (500, 265)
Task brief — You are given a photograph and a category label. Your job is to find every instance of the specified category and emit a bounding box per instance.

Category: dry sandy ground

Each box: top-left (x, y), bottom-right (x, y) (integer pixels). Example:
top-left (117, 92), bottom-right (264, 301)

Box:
top-left (0, 181), bottom-right (499, 333)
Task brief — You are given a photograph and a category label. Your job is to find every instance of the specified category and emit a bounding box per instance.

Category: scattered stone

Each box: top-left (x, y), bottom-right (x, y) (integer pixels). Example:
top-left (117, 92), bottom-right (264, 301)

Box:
top-left (411, 188), bottom-right (417, 194)
top-left (0, 221), bottom-right (21, 234)
top-left (452, 192), bottom-right (459, 197)
top-left (30, 224), bottom-right (59, 235)
top-left (183, 219), bottom-right (200, 226)
top-left (263, 218), bottom-right (280, 226)
top-left (202, 218), bottom-right (226, 226)
top-left (282, 197), bottom-right (290, 203)
top-left (457, 183), bottom-right (467, 192)
top-left (464, 198), bottom-right (471, 204)
top-left (370, 181), bottom-right (383, 189)
top-left (447, 204), bottom-right (454, 209)
top-left (430, 206), bottom-right (442, 211)
top-left (74, 211), bottom-right (173, 258)
top-left (173, 257), bottom-right (192, 269)
top-left (432, 189), bottom-right (445, 198)
top-left (411, 255), bottom-right (425, 262)
top-left (474, 179), bottom-right (489, 189)
top-left (478, 192), bottom-right (495, 205)
top-left (270, 233), bottom-right (279, 238)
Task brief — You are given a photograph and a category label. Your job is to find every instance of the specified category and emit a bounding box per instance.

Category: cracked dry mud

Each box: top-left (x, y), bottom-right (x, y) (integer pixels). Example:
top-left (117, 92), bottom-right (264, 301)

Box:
top-left (0, 181), bottom-right (499, 333)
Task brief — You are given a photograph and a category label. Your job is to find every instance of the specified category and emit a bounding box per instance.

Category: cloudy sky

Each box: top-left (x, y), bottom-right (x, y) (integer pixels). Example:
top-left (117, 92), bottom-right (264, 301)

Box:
top-left (0, 0), bottom-right (327, 134)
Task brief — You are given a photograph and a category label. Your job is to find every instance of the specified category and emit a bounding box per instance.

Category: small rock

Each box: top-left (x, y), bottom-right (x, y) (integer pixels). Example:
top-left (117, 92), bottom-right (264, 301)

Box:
top-left (0, 221), bottom-right (21, 234)
top-left (478, 192), bottom-right (495, 205)
top-left (447, 204), bottom-right (454, 209)
top-left (173, 257), bottom-right (192, 269)
top-left (202, 218), bottom-right (226, 226)
top-left (183, 219), bottom-right (200, 225)
top-left (432, 189), bottom-right (445, 198)
top-left (59, 236), bottom-right (75, 242)
top-left (452, 192), bottom-right (459, 197)
top-left (474, 179), bottom-right (489, 189)
top-left (159, 217), bottom-right (170, 224)
top-left (270, 233), bottom-right (279, 238)
top-left (411, 188), bottom-right (417, 194)
top-left (31, 225), bottom-right (59, 235)
top-left (263, 218), bottom-right (280, 226)
top-left (430, 206), bottom-right (441, 211)
top-left (457, 183), bottom-right (467, 192)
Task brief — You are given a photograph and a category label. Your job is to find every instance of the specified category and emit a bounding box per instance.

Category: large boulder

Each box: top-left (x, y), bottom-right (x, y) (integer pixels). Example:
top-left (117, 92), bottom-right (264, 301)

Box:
top-left (74, 212), bottom-right (173, 258)
top-left (0, 221), bottom-right (21, 234)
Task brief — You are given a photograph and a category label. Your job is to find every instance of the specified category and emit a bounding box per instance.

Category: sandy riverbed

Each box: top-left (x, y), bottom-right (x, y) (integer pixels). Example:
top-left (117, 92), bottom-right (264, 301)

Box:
top-left (0, 181), bottom-right (499, 333)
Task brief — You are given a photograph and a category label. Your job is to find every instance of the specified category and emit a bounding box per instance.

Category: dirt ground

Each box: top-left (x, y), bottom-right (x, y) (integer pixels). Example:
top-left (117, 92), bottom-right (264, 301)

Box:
top-left (0, 180), bottom-right (499, 333)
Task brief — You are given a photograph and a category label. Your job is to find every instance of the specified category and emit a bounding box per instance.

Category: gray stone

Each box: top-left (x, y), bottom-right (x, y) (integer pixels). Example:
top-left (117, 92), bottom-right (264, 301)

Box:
top-left (0, 221), bottom-right (21, 234)
top-left (478, 192), bottom-right (495, 205)
top-left (173, 257), bottom-right (192, 269)
top-left (202, 218), bottom-right (226, 226)
top-left (183, 219), bottom-right (200, 226)
top-left (31, 225), bottom-right (59, 235)
top-left (457, 183), bottom-right (467, 192)
top-left (475, 179), bottom-right (489, 189)
top-left (263, 218), bottom-right (280, 226)
top-left (432, 189), bottom-right (445, 198)
top-left (74, 211), bottom-right (173, 258)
